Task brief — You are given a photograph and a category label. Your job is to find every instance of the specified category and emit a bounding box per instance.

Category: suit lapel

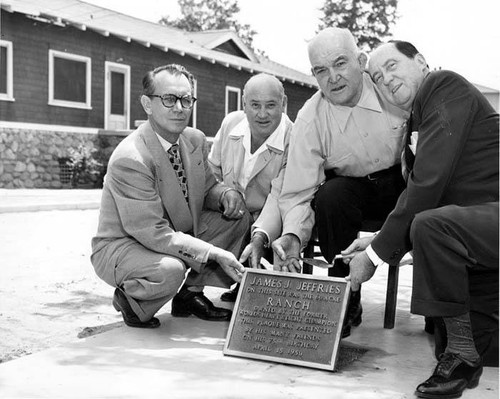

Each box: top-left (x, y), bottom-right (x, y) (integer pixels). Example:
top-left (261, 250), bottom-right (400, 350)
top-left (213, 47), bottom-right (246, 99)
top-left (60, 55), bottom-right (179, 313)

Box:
top-left (230, 135), bottom-right (245, 187)
top-left (179, 134), bottom-right (204, 235)
top-left (141, 124), bottom-right (193, 233)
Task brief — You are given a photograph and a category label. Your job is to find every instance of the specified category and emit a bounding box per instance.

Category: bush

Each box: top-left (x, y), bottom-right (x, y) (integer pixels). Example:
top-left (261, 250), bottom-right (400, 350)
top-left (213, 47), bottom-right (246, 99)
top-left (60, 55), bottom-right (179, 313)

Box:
top-left (67, 145), bottom-right (104, 188)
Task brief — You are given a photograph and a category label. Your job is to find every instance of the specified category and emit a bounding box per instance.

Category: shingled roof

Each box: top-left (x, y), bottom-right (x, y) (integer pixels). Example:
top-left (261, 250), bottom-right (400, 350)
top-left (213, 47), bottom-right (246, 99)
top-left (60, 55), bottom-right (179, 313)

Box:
top-left (1, 0), bottom-right (318, 88)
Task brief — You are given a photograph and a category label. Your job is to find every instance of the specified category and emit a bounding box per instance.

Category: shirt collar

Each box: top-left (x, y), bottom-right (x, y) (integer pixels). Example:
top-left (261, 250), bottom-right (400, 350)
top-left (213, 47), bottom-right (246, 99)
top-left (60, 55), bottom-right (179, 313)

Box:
top-left (229, 114), bottom-right (287, 152)
top-left (325, 74), bottom-right (383, 133)
top-left (155, 132), bottom-right (178, 153)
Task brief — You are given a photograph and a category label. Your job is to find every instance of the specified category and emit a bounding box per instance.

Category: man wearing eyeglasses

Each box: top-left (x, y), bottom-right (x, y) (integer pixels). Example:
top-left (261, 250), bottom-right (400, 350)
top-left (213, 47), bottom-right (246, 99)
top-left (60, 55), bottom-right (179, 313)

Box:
top-left (91, 64), bottom-right (250, 328)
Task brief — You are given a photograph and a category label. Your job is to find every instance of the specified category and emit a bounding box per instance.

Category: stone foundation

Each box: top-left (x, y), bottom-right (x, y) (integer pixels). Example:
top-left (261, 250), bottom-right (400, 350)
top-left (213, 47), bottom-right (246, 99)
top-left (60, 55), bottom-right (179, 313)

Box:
top-left (0, 125), bottom-right (128, 189)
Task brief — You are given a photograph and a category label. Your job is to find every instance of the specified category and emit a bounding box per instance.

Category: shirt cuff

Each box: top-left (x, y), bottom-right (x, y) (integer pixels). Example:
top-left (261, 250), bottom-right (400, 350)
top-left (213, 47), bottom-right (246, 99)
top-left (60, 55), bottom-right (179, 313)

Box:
top-left (366, 244), bottom-right (386, 268)
top-left (202, 244), bottom-right (214, 264)
top-left (252, 229), bottom-right (270, 248)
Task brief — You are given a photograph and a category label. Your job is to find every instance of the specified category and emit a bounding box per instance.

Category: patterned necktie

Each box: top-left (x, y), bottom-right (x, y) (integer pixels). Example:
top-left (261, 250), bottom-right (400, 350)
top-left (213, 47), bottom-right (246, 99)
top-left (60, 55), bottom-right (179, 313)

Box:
top-left (167, 144), bottom-right (189, 202)
top-left (401, 116), bottom-right (413, 182)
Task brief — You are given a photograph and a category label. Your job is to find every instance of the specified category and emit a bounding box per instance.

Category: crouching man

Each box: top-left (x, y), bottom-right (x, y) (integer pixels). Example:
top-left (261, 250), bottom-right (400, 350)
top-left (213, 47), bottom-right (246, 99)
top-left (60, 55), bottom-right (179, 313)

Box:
top-left (91, 64), bottom-right (250, 328)
top-left (345, 41), bottom-right (498, 398)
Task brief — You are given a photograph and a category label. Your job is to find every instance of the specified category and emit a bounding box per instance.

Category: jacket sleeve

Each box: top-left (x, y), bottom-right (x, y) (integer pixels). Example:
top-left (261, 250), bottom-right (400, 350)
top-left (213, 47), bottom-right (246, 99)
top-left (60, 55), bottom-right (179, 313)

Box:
top-left (372, 72), bottom-right (478, 264)
top-left (107, 155), bottom-right (211, 271)
top-left (208, 123), bottom-right (224, 183)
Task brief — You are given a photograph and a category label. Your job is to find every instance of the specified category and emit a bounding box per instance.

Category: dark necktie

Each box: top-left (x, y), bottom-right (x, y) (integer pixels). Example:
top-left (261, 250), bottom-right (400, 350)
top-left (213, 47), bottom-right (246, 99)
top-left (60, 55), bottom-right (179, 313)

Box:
top-left (167, 144), bottom-right (189, 202)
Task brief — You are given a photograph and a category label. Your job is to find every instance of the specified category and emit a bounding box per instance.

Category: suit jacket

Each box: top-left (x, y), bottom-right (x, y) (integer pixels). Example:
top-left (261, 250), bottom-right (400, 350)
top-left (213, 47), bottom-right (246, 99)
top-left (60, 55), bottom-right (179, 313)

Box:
top-left (208, 110), bottom-right (294, 242)
top-left (91, 120), bottom-right (226, 285)
top-left (373, 70), bottom-right (499, 264)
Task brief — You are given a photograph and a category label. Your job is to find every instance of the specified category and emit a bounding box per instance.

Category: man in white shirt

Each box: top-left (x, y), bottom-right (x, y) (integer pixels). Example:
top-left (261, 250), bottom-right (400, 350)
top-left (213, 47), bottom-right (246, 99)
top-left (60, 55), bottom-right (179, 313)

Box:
top-left (272, 28), bottom-right (407, 338)
top-left (209, 73), bottom-right (308, 301)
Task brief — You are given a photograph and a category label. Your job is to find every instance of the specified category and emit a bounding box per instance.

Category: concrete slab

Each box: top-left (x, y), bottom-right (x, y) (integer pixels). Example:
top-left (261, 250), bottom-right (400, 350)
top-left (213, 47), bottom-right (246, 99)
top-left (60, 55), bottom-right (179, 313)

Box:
top-left (0, 267), bottom-right (497, 399)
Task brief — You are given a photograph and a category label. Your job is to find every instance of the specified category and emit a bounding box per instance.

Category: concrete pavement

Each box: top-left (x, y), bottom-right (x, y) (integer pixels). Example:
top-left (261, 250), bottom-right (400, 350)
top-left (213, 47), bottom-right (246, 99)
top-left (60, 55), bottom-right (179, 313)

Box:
top-left (0, 188), bottom-right (101, 213)
top-left (0, 189), bottom-right (497, 398)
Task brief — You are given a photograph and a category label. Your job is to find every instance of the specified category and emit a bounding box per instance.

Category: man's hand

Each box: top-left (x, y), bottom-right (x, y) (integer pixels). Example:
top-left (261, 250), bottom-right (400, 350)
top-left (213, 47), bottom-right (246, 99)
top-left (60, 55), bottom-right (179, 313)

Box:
top-left (272, 234), bottom-right (301, 273)
top-left (345, 251), bottom-right (377, 291)
top-left (239, 233), bottom-right (267, 269)
top-left (341, 235), bottom-right (375, 264)
top-left (209, 247), bottom-right (246, 282)
top-left (220, 189), bottom-right (246, 219)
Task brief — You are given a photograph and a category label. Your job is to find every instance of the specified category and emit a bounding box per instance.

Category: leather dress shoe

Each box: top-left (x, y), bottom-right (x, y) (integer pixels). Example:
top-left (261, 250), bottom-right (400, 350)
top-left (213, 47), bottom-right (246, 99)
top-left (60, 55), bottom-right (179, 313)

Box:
top-left (112, 288), bottom-right (160, 328)
top-left (171, 290), bottom-right (232, 321)
top-left (221, 283), bottom-right (240, 302)
top-left (341, 289), bottom-right (363, 338)
top-left (415, 352), bottom-right (483, 398)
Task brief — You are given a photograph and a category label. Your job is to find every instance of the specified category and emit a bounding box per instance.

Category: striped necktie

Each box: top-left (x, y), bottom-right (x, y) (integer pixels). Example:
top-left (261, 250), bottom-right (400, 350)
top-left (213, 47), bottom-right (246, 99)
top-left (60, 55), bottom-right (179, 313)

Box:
top-left (167, 144), bottom-right (189, 202)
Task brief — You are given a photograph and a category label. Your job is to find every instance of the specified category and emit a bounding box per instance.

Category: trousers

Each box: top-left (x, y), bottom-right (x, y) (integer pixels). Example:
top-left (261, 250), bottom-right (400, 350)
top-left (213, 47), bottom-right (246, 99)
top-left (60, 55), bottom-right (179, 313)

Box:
top-left (409, 202), bottom-right (499, 366)
top-left (92, 210), bottom-right (250, 321)
top-left (314, 165), bottom-right (404, 276)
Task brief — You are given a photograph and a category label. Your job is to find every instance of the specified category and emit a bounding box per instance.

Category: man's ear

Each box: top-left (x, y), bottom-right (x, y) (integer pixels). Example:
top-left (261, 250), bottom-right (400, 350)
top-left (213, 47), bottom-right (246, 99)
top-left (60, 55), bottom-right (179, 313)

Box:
top-left (140, 95), bottom-right (152, 115)
top-left (358, 52), bottom-right (368, 70)
top-left (282, 95), bottom-right (288, 114)
top-left (415, 53), bottom-right (428, 71)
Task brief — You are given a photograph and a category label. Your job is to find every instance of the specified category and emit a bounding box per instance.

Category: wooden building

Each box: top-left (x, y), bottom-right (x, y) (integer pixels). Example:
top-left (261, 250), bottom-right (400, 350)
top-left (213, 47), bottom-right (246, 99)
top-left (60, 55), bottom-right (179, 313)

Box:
top-left (0, 0), bottom-right (317, 188)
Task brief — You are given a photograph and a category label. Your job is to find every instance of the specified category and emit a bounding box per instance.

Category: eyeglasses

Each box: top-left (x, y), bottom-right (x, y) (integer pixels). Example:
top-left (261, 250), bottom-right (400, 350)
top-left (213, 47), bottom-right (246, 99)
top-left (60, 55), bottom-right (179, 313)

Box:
top-left (148, 94), bottom-right (197, 109)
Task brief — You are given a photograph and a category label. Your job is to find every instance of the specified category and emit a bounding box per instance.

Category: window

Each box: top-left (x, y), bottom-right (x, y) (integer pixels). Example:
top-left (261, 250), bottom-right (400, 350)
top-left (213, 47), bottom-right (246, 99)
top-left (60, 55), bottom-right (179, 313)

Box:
top-left (0, 40), bottom-right (14, 101)
top-left (49, 50), bottom-right (91, 109)
top-left (188, 78), bottom-right (198, 129)
top-left (225, 86), bottom-right (241, 115)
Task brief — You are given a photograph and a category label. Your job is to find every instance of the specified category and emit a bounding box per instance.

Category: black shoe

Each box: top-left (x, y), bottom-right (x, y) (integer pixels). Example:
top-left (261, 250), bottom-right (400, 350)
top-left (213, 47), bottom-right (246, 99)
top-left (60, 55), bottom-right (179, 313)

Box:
top-left (221, 284), bottom-right (240, 302)
top-left (112, 288), bottom-right (160, 328)
top-left (415, 353), bottom-right (483, 398)
top-left (341, 289), bottom-right (363, 338)
top-left (171, 290), bottom-right (232, 321)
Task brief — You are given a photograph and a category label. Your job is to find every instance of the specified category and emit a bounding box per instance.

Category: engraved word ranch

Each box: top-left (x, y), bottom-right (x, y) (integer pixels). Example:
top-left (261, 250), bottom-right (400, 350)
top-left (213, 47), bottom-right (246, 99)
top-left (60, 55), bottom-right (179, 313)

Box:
top-left (223, 269), bottom-right (350, 371)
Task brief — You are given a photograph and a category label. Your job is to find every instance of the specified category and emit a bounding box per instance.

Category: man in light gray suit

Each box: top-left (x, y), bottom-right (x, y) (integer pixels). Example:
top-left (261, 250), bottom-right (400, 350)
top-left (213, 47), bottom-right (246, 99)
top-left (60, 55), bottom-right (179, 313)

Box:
top-left (91, 64), bottom-right (250, 328)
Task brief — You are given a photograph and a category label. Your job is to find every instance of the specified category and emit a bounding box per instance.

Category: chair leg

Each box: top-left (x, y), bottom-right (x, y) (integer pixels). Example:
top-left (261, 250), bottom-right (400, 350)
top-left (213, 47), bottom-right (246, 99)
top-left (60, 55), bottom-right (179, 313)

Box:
top-left (384, 265), bottom-right (399, 329)
top-left (302, 243), bottom-right (314, 275)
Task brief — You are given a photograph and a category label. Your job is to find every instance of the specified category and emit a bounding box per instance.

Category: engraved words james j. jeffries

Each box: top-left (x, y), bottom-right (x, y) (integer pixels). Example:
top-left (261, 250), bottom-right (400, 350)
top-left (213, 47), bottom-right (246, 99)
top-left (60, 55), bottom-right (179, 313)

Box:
top-left (224, 269), bottom-right (350, 371)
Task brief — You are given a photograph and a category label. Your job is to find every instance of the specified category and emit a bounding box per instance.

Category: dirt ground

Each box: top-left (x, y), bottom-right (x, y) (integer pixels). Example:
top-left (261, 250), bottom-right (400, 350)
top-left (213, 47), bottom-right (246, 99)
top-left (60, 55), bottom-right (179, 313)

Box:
top-left (0, 209), bottom-right (122, 363)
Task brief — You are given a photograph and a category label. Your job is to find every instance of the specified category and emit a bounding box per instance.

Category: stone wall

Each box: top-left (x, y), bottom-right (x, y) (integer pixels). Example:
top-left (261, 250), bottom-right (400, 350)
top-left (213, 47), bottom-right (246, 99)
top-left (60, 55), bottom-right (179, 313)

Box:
top-left (0, 126), bottom-right (127, 189)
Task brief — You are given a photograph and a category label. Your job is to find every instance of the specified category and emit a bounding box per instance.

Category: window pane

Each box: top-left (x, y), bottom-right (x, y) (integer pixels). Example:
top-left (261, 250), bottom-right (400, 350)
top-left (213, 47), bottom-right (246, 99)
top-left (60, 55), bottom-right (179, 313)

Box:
top-left (228, 91), bottom-right (239, 113)
top-left (110, 71), bottom-right (125, 115)
top-left (53, 57), bottom-right (87, 102)
top-left (0, 46), bottom-right (7, 94)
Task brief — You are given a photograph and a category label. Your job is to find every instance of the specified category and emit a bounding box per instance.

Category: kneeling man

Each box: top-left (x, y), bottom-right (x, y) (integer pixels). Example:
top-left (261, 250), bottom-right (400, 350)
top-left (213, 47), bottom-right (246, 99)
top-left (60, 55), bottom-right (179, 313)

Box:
top-left (91, 64), bottom-right (250, 328)
top-left (345, 41), bottom-right (498, 398)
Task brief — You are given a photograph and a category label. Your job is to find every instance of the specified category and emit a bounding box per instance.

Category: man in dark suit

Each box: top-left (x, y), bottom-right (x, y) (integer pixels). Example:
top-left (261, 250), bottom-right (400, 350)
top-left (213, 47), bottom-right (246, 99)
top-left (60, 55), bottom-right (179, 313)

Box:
top-left (91, 64), bottom-right (250, 328)
top-left (344, 41), bottom-right (498, 398)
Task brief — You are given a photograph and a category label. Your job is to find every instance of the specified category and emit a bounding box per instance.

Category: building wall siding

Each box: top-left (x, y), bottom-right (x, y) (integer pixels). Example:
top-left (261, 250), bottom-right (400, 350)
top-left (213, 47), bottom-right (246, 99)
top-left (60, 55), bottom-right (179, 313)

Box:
top-left (0, 11), bottom-right (316, 138)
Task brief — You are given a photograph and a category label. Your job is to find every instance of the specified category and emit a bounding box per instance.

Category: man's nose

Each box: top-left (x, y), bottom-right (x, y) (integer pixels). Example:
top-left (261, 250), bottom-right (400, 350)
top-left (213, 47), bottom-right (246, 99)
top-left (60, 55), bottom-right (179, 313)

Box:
top-left (382, 72), bottom-right (393, 86)
top-left (173, 98), bottom-right (183, 111)
top-left (257, 106), bottom-right (267, 118)
top-left (328, 67), bottom-right (340, 82)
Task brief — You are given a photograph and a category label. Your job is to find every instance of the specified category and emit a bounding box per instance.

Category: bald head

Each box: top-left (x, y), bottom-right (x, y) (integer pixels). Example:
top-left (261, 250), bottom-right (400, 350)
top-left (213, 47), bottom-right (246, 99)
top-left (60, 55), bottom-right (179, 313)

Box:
top-left (243, 73), bottom-right (287, 139)
top-left (243, 73), bottom-right (284, 99)
top-left (308, 27), bottom-right (359, 62)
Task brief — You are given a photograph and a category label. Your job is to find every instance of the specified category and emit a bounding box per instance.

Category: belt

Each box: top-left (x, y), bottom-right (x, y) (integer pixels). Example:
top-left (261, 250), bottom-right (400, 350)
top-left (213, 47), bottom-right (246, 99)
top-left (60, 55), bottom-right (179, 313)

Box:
top-left (364, 164), bottom-right (400, 181)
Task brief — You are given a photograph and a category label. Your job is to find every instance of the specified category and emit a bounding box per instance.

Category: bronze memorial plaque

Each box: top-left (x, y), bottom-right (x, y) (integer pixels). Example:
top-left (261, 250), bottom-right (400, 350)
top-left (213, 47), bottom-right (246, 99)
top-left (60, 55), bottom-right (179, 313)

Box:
top-left (223, 269), bottom-right (350, 371)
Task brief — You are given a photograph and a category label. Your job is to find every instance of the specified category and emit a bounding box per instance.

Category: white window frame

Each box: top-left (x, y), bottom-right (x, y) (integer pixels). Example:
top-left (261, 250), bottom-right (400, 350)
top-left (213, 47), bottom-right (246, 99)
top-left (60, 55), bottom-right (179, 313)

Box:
top-left (225, 85), bottom-right (241, 115)
top-left (48, 49), bottom-right (91, 109)
top-left (0, 40), bottom-right (14, 101)
top-left (104, 61), bottom-right (131, 130)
